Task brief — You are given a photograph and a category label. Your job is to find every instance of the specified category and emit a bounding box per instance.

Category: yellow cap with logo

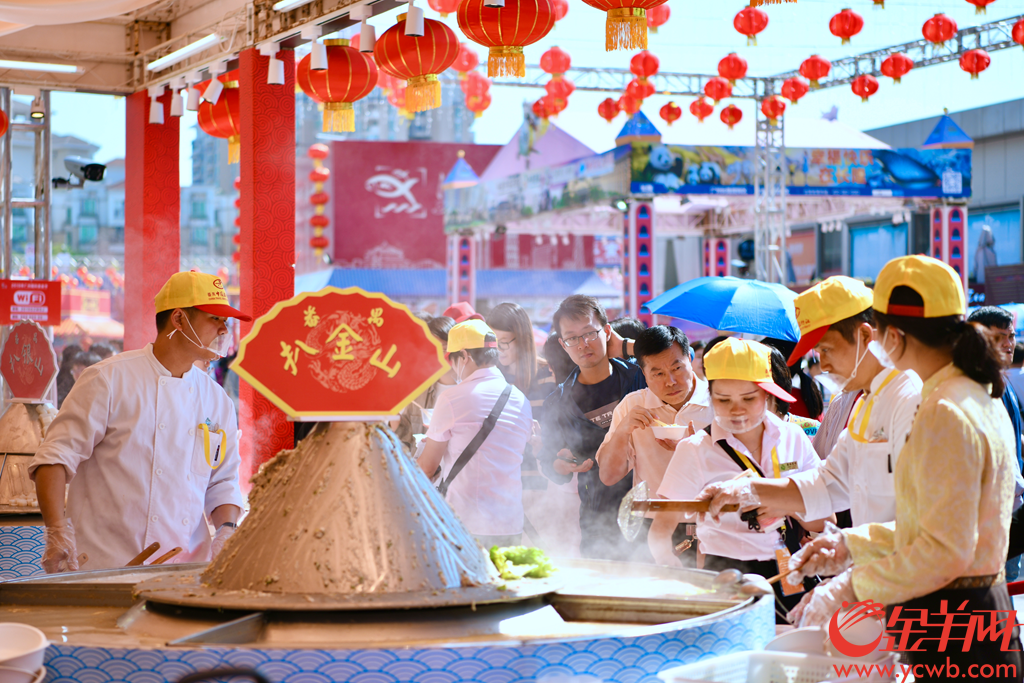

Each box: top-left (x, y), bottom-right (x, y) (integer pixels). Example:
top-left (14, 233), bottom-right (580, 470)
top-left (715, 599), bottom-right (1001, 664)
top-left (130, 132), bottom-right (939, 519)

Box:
top-left (788, 276), bottom-right (873, 364)
top-left (446, 319), bottom-right (498, 357)
top-left (705, 337), bottom-right (796, 403)
top-left (873, 255), bottom-right (965, 318)
top-left (154, 270), bottom-right (252, 322)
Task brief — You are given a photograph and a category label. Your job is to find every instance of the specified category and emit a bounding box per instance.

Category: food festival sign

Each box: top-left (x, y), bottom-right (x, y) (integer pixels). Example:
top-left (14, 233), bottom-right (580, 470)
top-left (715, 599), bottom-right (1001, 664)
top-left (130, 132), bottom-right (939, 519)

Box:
top-left (0, 279), bottom-right (61, 326)
top-left (0, 321), bottom-right (58, 403)
top-left (231, 287), bottom-right (448, 418)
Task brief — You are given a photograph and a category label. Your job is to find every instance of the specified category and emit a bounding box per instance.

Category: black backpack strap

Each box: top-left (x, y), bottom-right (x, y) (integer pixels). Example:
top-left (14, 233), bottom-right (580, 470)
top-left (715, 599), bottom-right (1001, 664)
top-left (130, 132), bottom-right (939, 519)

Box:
top-left (438, 384), bottom-right (513, 497)
top-left (715, 439), bottom-right (766, 478)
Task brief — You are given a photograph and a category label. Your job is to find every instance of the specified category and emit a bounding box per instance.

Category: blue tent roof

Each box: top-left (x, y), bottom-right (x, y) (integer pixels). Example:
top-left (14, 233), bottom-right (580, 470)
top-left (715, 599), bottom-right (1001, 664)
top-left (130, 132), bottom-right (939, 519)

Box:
top-left (442, 155), bottom-right (480, 189)
top-left (615, 111), bottom-right (662, 145)
top-left (922, 115), bottom-right (973, 149)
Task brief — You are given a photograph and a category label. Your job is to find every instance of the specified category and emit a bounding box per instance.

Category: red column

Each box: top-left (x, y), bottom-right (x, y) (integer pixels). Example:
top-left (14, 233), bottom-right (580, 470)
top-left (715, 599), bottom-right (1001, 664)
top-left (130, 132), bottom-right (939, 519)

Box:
top-left (124, 91), bottom-right (179, 350)
top-left (237, 48), bottom-right (295, 482)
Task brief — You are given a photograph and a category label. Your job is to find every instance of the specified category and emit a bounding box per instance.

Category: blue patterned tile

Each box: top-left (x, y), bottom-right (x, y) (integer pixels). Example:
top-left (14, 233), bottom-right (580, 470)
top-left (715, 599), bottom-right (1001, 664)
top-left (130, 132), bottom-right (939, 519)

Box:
top-left (0, 525), bottom-right (44, 580)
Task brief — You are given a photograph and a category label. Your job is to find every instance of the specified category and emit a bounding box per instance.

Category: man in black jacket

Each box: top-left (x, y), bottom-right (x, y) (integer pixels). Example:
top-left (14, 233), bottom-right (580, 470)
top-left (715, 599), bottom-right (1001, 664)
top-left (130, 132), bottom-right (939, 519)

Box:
top-left (539, 295), bottom-right (646, 561)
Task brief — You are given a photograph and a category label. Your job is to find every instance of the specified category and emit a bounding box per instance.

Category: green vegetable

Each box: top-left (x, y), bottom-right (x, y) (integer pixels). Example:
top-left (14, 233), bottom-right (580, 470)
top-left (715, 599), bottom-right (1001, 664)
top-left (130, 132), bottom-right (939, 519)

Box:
top-left (489, 545), bottom-right (556, 580)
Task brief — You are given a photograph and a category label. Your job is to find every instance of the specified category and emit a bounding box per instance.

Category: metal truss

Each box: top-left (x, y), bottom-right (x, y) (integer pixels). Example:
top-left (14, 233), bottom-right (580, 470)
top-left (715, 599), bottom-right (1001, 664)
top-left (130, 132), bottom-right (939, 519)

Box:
top-left (488, 67), bottom-right (763, 99)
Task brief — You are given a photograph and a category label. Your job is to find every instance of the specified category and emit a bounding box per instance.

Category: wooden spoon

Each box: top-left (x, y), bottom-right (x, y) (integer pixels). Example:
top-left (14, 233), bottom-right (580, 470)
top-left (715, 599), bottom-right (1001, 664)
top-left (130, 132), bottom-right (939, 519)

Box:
top-left (125, 542), bottom-right (160, 566)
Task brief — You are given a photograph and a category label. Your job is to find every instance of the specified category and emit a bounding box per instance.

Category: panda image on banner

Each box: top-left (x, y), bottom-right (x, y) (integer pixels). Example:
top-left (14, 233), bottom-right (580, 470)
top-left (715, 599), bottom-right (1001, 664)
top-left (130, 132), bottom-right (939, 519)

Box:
top-left (645, 144), bottom-right (684, 190)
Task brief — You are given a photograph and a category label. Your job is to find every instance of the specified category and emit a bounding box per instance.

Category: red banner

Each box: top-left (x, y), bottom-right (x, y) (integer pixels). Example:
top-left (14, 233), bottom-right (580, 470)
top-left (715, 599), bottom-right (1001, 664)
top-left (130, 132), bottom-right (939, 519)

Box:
top-left (231, 287), bottom-right (448, 418)
top-left (0, 280), bottom-right (61, 326)
top-left (1, 321), bottom-right (58, 402)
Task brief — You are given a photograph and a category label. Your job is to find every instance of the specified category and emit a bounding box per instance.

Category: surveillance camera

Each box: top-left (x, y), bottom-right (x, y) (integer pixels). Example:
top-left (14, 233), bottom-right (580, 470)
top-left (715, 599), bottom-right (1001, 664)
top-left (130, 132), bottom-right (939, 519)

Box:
top-left (64, 156), bottom-right (105, 183)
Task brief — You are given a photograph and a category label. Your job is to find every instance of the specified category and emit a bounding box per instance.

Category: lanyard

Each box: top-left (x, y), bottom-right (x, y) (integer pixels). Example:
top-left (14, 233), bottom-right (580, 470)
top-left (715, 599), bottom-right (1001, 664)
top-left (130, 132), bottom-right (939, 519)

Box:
top-left (197, 423), bottom-right (227, 470)
top-left (847, 369), bottom-right (899, 443)
top-left (729, 445), bottom-right (780, 480)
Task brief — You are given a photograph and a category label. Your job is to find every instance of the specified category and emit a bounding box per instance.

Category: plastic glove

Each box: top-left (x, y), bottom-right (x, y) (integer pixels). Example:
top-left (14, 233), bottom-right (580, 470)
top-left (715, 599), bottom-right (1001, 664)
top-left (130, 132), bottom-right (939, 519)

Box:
top-left (786, 521), bottom-right (851, 585)
top-left (696, 478), bottom-right (760, 520)
top-left (789, 569), bottom-right (857, 628)
top-left (42, 520), bottom-right (79, 574)
top-left (211, 524), bottom-right (236, 558)
top-left (738, 573), bottom-right (774, 597)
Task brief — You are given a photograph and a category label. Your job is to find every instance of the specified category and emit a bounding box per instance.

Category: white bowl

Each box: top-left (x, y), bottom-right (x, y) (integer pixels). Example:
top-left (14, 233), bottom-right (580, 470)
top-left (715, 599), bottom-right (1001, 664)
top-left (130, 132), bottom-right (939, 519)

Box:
top-left (0, 623), bottom-right (47, 683)
top-left (766, 626), bottom-right (827, 654)
top-left (651, 425), bottom-right (689, 440)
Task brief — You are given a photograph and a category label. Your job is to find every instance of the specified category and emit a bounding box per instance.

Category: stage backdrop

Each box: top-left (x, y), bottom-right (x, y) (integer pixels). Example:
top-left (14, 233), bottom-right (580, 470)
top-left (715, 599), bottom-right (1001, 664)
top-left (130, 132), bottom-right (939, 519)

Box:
top-left (333, 141), bottom-right (500, 269)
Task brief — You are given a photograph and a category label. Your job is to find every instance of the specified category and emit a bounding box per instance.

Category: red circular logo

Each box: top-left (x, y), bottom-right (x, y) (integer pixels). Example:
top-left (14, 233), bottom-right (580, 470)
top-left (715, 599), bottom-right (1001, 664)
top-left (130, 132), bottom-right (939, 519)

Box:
top-left (212, 278), bottom-right (223, 289)
top-left (828, 600), bottom-right (886, 659)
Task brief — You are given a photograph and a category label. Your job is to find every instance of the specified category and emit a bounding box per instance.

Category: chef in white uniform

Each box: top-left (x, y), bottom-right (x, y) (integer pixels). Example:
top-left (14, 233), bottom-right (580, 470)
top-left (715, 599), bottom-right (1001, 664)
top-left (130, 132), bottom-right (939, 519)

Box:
top-left (31, 271), bottom-right (249, 572)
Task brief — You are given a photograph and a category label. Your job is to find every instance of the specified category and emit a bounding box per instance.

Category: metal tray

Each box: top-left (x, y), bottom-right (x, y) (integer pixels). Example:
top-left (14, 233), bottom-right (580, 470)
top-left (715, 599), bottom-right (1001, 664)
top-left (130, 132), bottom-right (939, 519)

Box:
top-left (0, 563), bottom-right (206, 607)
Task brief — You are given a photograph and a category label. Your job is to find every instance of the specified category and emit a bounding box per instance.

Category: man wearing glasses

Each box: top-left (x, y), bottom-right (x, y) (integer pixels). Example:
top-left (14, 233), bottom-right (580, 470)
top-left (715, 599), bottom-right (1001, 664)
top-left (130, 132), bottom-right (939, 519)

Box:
top-left (539, 295), bottom-right (646, 561)
top-left (968, 306), bottom-right (1024, 580)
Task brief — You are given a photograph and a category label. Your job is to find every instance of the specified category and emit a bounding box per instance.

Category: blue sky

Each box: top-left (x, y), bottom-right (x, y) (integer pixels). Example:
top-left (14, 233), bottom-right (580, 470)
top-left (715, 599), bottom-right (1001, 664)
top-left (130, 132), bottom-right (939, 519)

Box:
top-left (45, 0), bottom-right (1024, 184)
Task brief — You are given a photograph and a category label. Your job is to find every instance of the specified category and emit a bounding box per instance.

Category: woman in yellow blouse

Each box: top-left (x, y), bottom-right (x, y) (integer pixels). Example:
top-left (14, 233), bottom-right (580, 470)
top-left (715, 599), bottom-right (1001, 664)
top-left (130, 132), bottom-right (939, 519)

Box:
top-left (787, 255), bottom-right (1022, 678)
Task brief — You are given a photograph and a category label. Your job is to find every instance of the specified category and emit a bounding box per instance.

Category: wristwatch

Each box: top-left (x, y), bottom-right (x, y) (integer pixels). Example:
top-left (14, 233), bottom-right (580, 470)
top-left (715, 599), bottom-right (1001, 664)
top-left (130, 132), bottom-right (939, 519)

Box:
top-left (217, 522), bottom-right (237, 530)
top-left (621, 338), bottom-right (634, 361)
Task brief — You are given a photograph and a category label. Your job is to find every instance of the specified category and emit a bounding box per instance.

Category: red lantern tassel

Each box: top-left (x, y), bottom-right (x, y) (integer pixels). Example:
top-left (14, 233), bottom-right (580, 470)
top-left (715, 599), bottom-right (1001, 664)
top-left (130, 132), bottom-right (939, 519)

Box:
top-left (228, 135), bottom-right (240, 165)
top-left (606, 8), bottom-right (647, 51)
top-left (405, 74), bottom-right (442, 112)
top-left (323, 102), bottom-right (355, 133)
top-left (489, 46), bottom-right (525, 78)
top-left (749, 0), bottom-right (796, 5)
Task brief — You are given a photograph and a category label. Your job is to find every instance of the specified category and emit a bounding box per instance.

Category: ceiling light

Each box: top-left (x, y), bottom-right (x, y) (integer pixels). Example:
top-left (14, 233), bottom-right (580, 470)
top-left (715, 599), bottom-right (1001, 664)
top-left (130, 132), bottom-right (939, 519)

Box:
top-left (405, 1), bottom-right (425, 36)
top-left (0, 59), bottom-right (80, 74)
top-left (147, 34), bottom-right (222, 72)
top-left (29, 95), bottom-right (44, 120)
top-left (273, 0), bottom-right (316, 10)
top-left (268, 57), bottom-right (285, 85)
top-left (170, 90), bottom-right (184, 117)
top-left (149, 86), bottom-right (165, 124)
top-left (349, 6), bottom-right (376, 52)
top-left (204, 77), bottom-right (223, 105)
top-left (186, 85), bottom-right (202, 111)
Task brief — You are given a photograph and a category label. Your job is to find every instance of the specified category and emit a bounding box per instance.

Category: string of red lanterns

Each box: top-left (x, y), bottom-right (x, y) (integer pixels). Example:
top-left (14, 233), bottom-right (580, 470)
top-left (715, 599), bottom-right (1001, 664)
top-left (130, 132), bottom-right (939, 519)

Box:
top-left (231, 176), bottom-right (241, 265)
top-left (308, 144), bottom-right (331, 260)
top-left (541, 47), bottom-right (574, 116)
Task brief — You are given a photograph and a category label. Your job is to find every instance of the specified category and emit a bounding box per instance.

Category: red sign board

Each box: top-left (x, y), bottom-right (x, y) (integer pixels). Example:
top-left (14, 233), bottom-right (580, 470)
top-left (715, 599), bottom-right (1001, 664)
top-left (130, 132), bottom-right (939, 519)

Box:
top-left (1, 321), bottom-right (58, 402)
top-left (231, 287), bottom-right (448, 418)
top-left (0, 280), bottom-right (62, 326)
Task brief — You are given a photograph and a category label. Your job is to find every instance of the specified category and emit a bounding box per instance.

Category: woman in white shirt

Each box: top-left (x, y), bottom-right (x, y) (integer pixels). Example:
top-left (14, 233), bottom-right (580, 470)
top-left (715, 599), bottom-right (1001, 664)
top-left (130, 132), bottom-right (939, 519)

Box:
top-left (649, 338), bottom-right (829, 618)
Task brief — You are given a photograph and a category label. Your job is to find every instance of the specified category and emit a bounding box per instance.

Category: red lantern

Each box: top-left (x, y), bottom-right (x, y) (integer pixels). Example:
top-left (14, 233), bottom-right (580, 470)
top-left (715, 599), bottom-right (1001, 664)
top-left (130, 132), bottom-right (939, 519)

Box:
top-left (781, 77), bottom-right (809, 104)
top-left (799, 55), bottom-right (831, 88)
top-left (659, 101), bottom-right (681, 126)
top-left (542, 93), bottom-right (567, 116)
top-left (718, 53), bottom-right (747, 85)
top-left (233, 232), bottom-right (240, 246)
top-left (598, 97), bottom-right (620, 122)
top-left (626, 77), bottom-right (655, 101)
top-left (311, 215), bottom-right (330, 228)
top-left (0, 108), bottom-right (8, 139)
top-left (232, 252), bottom-right (241, 264)
top-left (965, 0), bottom-right (996, 14)
top-left (704, 77), bottom-right (732, 104)
top-left (630, 50), bottom-right (660, 79)
top-left (618, 93), bottom-right (641, 116)
top-left (308, 143), bottom-right (329, 160)
top-left (428, 0), bottom-right (460, 17)
top-left (310, 236), bottom-right (330, 251)
top-left (467, 92), bottom-right (493, 117)
top-left (533, 97), bottom-right (553, 119)
top-left (310, 167), bottom-right (330, 184)
top-left (851, 74), bottom-right (879, 102)
top-left (1014, 18), bottom-right (1024, 48)
top-left (552, 0), bottom-right (569, 21)
top-left (689, 97), bottom-right (714, 122)
top-left (541, 46), bottom-right (572, 76)
top-left (298, 40), bottom-right (378, 132)
top-left (545, 77), bottom-right (576, 108)
top-left (311, 192), bottom-right (330, 205)
top-left (734, 6), bottom-right (768, 46)
top-left (959, 49), bottom-right (990, 78)
top-left (578, 0), bottom-right (670, 51)
top-left (720, 104), bottom-right (742, 130)
top-left (458, 0), bottom-right (556, 77)
top-left (452, 43), bottom-right (480, 78)
top-left (922, 13), bottom-right (957, 45)
top-left (647, 4), bottom-right (669, 32)
top-left (463, 71), bottom-right (491, 98)
top-left (829, 8), bottom-right (863, 45)
top-left (880, 52), bottom-right (913, 83)
top-left (197, 82), bottom-right (241, 163)
top-left (760, 95), bottom-right (786, 124)
top-left (374, 13), bottom-right (459, 112)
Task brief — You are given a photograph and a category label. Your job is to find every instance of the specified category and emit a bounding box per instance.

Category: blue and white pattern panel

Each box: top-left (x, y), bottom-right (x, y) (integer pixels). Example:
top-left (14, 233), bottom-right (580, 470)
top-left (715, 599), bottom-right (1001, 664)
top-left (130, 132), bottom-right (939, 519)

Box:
top-left (0, 525), bottom-right (45, 580)
top-left (43, 598), bottom-right (772, 683)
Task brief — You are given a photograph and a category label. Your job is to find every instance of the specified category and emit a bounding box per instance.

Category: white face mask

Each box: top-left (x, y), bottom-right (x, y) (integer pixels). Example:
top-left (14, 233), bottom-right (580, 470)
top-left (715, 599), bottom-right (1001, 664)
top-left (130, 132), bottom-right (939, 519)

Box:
top-left (452, 355), bottom-right (467, 384)
top-left (168, 314), bottom-right (230, 359)
top-left (714, 405), bottom-right (768, 434)
top-left (869, 329), bottom-right (901, 369)
top-left (817, 334), bottom-right (869, 395)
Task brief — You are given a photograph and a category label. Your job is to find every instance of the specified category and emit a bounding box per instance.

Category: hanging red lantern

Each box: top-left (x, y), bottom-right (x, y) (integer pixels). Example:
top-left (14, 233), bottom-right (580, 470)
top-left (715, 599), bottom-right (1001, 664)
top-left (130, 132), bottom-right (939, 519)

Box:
top-left (659, 101), bottom-right (681, 126)
top-left (542, 93), bottom-right (567, 116)
top-left (458, 0), bottom-right (556, 77)
top-left (298, 40), bottom-right (378, 133)
top-left (541, 46), bottom-right (572, 76)
top-left (959, 49), bottom-right (990, 78)
top-left (647, 4), bottom-right (669, 32)
top-left (718, 53), bottom-right (747, 85)
top-left (1014, 18), bottom-right (1024, 47)
top-left (619, 93), bottom-right (641, 116)
top-left (964, 0), bottom-right (996, 14)
top-left (428, 0), bottom-right (460, 17)
top-left (880, 52), bottom-right (913, 83)
top-left (310, 215), bottom-right (330, 229)
top-left (689, 97), bottom-right (714, 122)
top-left (310, 236), bottom-right (330, 252)
top-left (310, 167), bottom-right (330, 183)
top-left (829, 8), bottom-right (864, 45)
top-left (374, 13), bottom-right (459, 112)
top-left (799, 55), bottom-right (831, 88)
top-left (922, 13), bottom-right (957, 45)
top-left (197, 81), bottom-right (241, 163)
top-left (630, 50), bottom-right (660, 79)
top-left (452, 43), bottom-right (480, 78)
top-left (760, 96), bottom-right (786, 124)
top-left (626, 77), bottom-right (655, 101)
top-left (720, 104), bottom-right (742, 129)
top-left (0, 108), bottom-right (8, 139)
top-left (308, 144), bottom-right (331, 259)
top-left (704, 77), bottom-right (732, 104)
top-left (851, 74), bottom-right (879, 102)
top-left (533, 97), bottom-right (553, 120)
top-left (467, 92), bottom-right (493, 117)
top-left (308, 143), bottom-right (329, 160)
top-left (462, 71), bottom-right (491, 100)
top-left (545, 77), bottom-right (576, 108)
top-left (781, 77), bottom-right (809, 104)
top-left (598, 97), bottom-right (620, 122)
top-left (733, 6), bottom-right (768, 46)
top-left (552, 0), bottom-right (569, 21)
top-left (578, 0), bottom-right (669, 51)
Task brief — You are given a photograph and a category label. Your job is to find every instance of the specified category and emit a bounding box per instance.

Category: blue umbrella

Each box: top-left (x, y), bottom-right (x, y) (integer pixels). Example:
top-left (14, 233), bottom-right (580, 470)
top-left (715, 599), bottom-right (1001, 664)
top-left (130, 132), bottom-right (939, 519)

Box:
top-left (642, 276), bottom-right (800, 341)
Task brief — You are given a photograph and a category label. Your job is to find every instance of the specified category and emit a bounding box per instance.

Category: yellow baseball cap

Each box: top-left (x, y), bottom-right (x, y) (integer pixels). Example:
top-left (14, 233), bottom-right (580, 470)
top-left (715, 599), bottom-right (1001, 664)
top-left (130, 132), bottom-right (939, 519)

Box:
top-left (446, 319), bottom-right (498, 357)
top-left (873, 255), bottom-right (965, 318)
top-left (154, 270), bottom-right (252, 322)
top-left (705, 337), bottom-right (797, 403)
top-left (788, 276), bottom-right (873, 364)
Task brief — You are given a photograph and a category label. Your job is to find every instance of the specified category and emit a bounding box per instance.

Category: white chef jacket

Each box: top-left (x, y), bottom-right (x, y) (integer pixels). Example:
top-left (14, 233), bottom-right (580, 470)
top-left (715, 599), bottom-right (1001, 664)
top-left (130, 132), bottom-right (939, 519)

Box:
top-left (659, 412), bottom-right (820, 561)
top-left (425, 366), bottom-right (532, 536)
top-left (790, 368), bottom-right (922, 526)
top-left (29, 344), bottom-right (244, 569)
